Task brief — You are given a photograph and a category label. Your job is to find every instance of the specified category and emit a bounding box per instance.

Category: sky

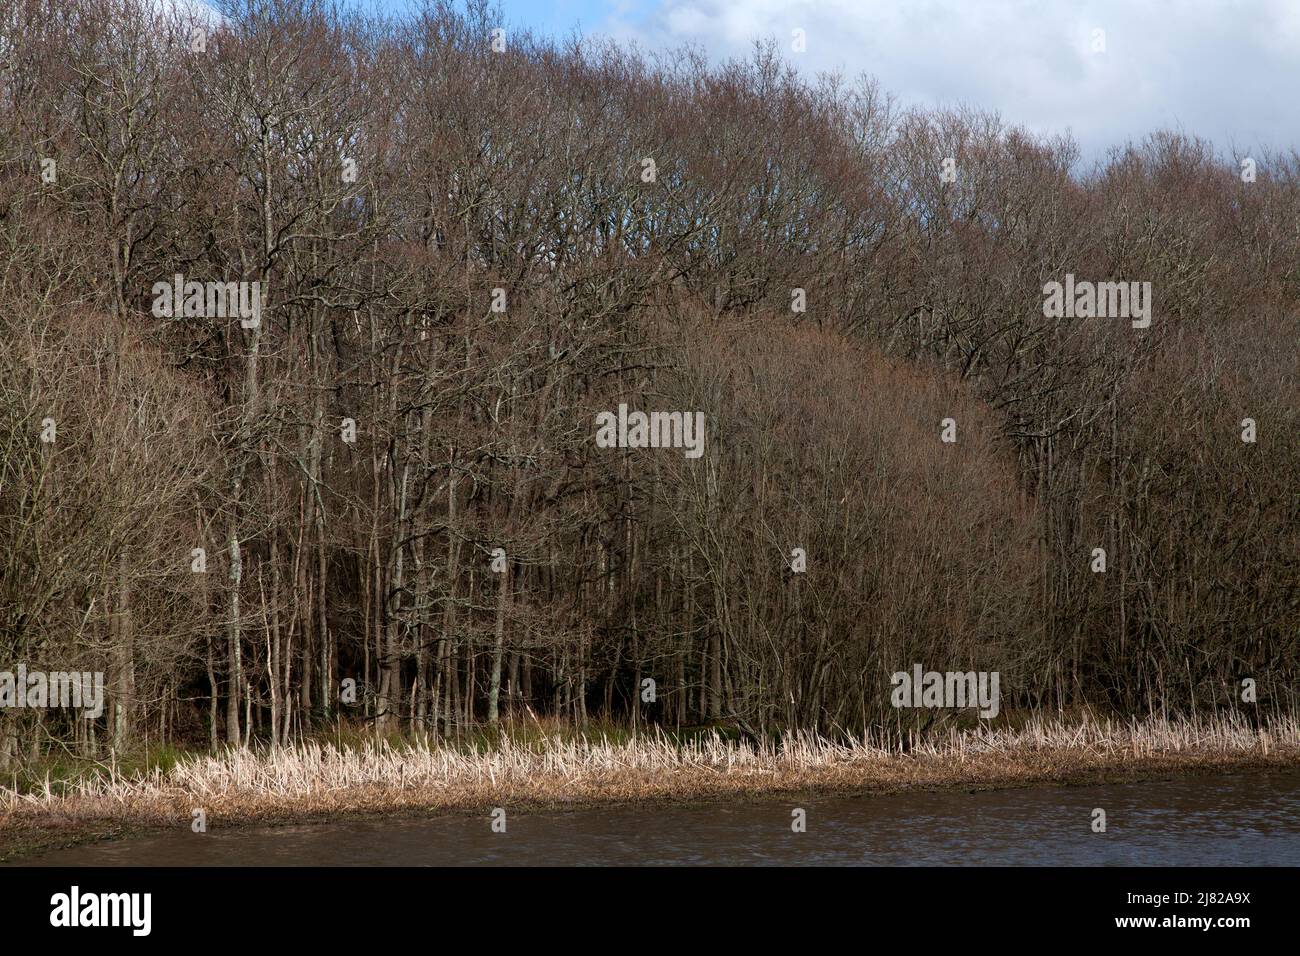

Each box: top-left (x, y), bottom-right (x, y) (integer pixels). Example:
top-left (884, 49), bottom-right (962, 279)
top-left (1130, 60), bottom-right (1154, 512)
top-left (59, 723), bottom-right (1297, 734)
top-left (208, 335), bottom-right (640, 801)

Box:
top-left (239, 1), bottom-right (1300, 162)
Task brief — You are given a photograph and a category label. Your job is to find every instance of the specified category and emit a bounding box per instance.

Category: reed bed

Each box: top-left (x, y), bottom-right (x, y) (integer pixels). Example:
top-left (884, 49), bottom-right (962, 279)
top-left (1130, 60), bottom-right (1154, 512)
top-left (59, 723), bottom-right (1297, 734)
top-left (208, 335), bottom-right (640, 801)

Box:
top-left (3, 713), bottom-right (1298, 857)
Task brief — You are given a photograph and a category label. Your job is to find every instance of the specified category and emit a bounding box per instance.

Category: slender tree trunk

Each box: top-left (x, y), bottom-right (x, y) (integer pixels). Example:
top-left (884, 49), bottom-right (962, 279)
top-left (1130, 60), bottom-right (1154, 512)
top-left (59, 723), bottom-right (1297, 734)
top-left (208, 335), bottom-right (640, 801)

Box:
top-left (110, 550), bottom-right (135, 750)
top-left (487, 559), bottom-right (509, 724)
top-left (226, 522), bottom-right (242, 746)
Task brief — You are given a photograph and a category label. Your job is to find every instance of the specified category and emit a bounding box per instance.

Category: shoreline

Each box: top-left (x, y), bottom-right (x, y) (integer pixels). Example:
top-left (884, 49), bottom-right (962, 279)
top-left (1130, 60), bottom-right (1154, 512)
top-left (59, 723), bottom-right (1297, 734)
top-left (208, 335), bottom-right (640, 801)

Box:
top-left (4, 715), bottom-right (1298, 863)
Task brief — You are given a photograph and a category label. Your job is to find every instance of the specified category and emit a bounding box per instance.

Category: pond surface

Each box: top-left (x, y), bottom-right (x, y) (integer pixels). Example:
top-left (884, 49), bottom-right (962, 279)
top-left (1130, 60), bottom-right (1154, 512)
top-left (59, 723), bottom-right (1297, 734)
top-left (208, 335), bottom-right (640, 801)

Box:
top-left (18, 770), bottom-right (1300, 866)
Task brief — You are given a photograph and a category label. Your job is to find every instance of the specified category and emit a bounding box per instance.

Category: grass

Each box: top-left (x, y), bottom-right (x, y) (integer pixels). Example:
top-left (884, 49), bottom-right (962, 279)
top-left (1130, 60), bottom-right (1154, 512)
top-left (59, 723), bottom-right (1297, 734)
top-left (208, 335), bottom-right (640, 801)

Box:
top-left (2, 711), bottom-right (1298, 862)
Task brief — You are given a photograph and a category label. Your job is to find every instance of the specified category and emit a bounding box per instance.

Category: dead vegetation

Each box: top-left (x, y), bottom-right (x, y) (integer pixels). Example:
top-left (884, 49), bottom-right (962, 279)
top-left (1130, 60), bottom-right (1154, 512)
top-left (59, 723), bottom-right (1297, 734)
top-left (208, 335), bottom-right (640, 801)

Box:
top-left (4, 713), bottom-right (1296, 859)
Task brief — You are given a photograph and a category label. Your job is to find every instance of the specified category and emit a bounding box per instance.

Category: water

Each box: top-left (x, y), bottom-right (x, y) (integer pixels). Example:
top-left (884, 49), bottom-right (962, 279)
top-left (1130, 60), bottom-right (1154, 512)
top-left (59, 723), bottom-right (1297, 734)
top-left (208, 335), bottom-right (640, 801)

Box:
top-left (17, 771), bottom-right (1300, 866)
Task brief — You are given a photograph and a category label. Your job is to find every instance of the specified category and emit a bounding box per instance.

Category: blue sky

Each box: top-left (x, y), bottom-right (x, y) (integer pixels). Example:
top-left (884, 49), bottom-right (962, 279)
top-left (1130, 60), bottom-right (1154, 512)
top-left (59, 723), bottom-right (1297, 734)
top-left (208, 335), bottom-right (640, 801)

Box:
top-left (360, 0), bottom-right (649, 39)
top-left (297, 1), bottom-right (1300, 162)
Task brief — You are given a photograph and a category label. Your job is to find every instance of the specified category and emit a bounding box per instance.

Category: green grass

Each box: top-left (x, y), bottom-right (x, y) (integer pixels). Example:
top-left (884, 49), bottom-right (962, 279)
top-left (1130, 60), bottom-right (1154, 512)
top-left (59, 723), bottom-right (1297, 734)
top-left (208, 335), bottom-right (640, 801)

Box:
top-left (6, 741), bottom-right (189, 796)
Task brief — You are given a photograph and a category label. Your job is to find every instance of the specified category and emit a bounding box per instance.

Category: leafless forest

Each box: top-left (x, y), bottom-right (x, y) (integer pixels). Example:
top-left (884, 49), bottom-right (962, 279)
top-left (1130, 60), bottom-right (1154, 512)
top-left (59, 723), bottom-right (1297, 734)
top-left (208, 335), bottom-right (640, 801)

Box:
top-left (1, 0), bottom-right (1297, 768)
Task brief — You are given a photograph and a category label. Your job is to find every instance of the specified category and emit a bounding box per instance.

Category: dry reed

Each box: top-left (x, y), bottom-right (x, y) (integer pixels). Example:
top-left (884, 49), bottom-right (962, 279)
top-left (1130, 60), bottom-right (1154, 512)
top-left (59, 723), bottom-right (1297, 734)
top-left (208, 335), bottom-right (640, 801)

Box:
top-left (3, 713), bottom-right (1297, 858)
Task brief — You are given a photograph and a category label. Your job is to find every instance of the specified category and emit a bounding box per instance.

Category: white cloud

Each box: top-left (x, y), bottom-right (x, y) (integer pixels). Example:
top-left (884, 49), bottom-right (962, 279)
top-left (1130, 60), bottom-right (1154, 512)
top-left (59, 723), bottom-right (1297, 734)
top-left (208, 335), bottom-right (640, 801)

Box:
top-left (594, 0), bottom-right (1300, 161)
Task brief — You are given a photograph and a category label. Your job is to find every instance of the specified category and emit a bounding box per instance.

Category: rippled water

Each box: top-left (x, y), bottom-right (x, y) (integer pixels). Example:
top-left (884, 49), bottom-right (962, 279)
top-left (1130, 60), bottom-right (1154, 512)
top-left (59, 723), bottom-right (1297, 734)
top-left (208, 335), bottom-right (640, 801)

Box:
top-left (19, 770), bottom-right (1300, 866)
